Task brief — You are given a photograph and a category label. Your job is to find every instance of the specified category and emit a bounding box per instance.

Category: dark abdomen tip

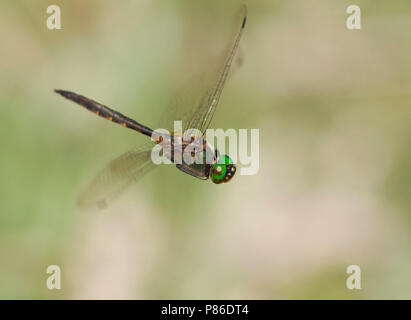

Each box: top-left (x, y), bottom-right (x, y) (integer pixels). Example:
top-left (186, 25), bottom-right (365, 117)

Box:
top-left (54, 89), bottom-right (72, 99)
top-left (242, 16), bottom-right (247, 29)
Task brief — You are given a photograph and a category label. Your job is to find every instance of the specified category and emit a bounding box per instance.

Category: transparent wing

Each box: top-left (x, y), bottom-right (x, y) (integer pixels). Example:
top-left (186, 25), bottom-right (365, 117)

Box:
top-left (158, 83), bottom-right (202, 133)
top-left (157, 5), bottom-right (247, 136)
top-left (186, 5), bottom-right (247, 136)
top-left (77, 142), bottom-right (156, 211)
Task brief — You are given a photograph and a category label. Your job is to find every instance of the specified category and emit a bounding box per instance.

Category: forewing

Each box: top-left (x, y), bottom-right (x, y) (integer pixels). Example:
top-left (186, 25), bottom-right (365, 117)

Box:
top-left (158, 6), bottom-right (247, 137)
top-left (187, 6), bottom-right (247, 136)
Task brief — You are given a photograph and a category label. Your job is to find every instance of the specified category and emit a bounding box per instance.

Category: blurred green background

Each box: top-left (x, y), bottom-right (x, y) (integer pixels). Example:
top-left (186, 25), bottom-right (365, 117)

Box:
top-left (1, 0), bottom-right (411, 299)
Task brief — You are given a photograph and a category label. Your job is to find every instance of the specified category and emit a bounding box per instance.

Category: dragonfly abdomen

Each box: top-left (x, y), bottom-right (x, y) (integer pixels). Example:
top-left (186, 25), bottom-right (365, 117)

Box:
top-left (55, 89), bottom-right (154, 137)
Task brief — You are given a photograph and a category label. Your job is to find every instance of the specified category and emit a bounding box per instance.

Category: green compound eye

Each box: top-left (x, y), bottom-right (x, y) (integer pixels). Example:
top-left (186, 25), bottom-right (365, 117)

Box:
top-left (210, 155), bottom-right (236, 184)
top-left (211, 163), bottom-right (227, 184)
top-left (218, 155), bottom-right (232, 165)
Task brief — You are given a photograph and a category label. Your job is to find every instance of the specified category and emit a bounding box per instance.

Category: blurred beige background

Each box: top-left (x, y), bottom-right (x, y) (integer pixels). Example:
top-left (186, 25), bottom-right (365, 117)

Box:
top-left (1, 0), bottom-right (411, 299)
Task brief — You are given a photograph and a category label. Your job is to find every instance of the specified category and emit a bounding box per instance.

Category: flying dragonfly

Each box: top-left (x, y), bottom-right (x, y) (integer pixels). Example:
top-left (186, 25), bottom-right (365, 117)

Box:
top-left (55, 6), bottom-right (247, 210)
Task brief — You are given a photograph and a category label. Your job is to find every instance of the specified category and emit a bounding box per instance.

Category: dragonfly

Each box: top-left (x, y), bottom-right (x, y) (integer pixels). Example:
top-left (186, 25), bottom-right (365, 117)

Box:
top-left (55, 6), bottom-right (247, 210)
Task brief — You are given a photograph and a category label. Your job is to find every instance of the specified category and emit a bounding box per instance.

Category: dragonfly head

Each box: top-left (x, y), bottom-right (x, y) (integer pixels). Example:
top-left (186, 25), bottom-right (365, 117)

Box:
top-left (210, 154), bottom-right (236, 184)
